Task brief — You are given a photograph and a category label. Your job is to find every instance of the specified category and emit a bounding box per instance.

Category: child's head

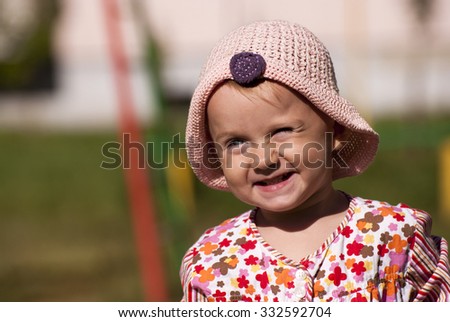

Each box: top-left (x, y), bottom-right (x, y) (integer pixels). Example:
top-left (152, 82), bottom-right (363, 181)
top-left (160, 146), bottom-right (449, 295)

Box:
top-left (207, 79), bottom-right (343, 212)
top-left (186, 20), bottom-right (379, 198)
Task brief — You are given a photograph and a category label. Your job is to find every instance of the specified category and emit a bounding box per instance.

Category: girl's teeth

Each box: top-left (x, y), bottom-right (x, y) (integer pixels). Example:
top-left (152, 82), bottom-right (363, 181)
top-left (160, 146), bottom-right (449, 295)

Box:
top-left (260, 173), bottom-right (290, 186)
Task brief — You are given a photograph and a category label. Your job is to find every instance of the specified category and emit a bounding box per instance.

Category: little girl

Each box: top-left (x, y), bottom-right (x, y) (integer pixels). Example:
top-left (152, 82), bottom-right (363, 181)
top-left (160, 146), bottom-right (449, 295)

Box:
top-left (180, 20), bottom-right (450, 302)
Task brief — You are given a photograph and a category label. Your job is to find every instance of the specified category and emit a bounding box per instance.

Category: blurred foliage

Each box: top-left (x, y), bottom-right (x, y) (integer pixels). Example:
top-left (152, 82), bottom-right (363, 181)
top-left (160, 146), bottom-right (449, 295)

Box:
top-left (0, 0), bottom-right (58, 92)
top-left (0, 131), bottom-right (141, 300)
top-left (0, 114), bottom-right (449, 301)
top-left (132, 0), bottom-right (196, 300)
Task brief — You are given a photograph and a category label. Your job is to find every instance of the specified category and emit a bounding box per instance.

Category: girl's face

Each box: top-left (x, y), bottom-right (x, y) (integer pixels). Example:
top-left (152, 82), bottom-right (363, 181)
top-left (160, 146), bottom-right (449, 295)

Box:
top-left (207, 81), bottom-right (341, 217)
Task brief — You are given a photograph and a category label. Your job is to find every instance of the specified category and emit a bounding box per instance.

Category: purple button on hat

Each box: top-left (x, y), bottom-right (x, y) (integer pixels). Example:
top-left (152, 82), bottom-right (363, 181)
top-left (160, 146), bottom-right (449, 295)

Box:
top-left (229, 52), bottom-right (266, 86)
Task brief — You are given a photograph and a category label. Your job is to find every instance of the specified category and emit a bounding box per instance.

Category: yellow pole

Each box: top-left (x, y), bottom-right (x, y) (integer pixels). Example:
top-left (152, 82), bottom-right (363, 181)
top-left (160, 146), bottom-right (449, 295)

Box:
top-left (440, 138), bottom-right (450, 222)
top-left (166, 149), bottom-right (196, 217)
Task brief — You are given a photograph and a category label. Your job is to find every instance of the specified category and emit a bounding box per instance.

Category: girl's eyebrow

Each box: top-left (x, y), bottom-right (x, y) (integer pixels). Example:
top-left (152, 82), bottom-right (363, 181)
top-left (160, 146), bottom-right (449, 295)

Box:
top-left (266, 119), bottom-right (305, 132)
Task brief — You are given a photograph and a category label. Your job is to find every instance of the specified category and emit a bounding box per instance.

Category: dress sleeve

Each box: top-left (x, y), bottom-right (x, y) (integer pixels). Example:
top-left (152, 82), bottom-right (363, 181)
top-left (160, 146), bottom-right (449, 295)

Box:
top-left (179, 246), bottom-right (209, 302)
top-left (405, 209), bottom-right (450, 301)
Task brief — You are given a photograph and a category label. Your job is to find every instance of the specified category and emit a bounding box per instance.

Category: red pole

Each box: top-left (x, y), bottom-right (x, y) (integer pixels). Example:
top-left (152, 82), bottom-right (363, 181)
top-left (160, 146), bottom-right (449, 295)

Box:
top-left (101, 0), bottom-right (168, 301)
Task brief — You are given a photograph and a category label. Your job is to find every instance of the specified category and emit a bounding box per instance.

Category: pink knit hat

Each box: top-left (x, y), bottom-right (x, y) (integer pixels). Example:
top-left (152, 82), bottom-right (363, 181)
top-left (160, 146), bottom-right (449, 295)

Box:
top-left (186, 20), bottom-right (379, 190)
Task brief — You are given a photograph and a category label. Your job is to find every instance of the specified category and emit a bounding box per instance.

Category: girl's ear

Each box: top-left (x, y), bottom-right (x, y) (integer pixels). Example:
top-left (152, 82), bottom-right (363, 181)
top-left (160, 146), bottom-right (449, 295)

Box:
top-left (333, 122), bottom-right (349, 151)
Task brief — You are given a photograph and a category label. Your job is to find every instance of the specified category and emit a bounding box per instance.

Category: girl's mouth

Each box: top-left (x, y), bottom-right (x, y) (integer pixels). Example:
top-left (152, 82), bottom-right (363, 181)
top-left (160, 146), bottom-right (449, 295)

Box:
top-left (255, 172), bottom-right (294, 186)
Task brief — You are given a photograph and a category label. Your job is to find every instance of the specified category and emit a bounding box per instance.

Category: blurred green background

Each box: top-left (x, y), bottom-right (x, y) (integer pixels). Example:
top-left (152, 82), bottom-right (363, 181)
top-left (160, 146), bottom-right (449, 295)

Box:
top-left (1, 0), bottom-right (449, 302)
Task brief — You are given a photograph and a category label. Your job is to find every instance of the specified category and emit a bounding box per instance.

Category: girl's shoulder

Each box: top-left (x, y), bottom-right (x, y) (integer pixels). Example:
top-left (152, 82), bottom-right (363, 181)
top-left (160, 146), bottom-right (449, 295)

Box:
top-left (351, 195), bottom-right (429, 219)
top-left (181, 209), bottom-right (254, 258)
top-left (194, 210), bottom-right (253, 244)
top-left (349, 195), bottom-right (432, 234)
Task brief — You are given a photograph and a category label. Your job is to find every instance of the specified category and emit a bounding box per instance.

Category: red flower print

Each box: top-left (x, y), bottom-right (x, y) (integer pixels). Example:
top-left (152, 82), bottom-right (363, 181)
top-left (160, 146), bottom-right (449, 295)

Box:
top-left (351, 261), bottom-right (366, 276)
top-left (212, 289), bottom-right (226, 302)
top-left (255, 295), bottom-right (261, 302)
top-left (328, 266), bottom-right (347, 286)
top-left (408, 235), bottom-right (415, 248)
top-left (244, 255), bottom-right (259, 265)
top-left (237, 275), bottom-right (250, 289)
top-left (377, 244), bottom-right (389, 256)
top-left (219, 238), bottom-right (231, 248)
top-left (246, 228), bottom-right (252, 236)
top-left (342, 226), bottom-right (353, 238)
top-left (350, 288), bottom-right (362, 294)
top-left (346, 240), bottom-right (364, 256)
top-left (300, 259), bottom-right (313, 268)
top-left (393, 212), bottom-right (405, 222)
top-left (241, 240), bottom-right (257, 251)
top-left (256, 271), bottom-right (269, 289)
top-left (241, 295), bottom-right (253, 302)
top-left (351, 293), bottom-right (368, 302)
top-left (194, 264), bottom-right (204, 274)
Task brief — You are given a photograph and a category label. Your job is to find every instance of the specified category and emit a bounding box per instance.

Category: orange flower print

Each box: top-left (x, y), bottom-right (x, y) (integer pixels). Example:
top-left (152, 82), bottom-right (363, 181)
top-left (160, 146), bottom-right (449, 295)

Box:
top-left (198, 267), bottom-right (215, 283)
top-left (366, 280), bottom-right (379, 301)
top-left (227, 256), bottom-right (239, 268)
top-left (245, 284), bottom-right (256, 295)
top-left (388, 234), bottom-right (407, 253)
top-left (384, 265), bottom-right (399, 278)
top-left (274, 268), bottom-right (295, 288)
top-left (345, 258), bottom-right (356, 269)
top-left (313, 281), bottom-right (325, 297)
top-left (379, 207), bottom-right (396, 217)
top-left (384, 265), bottom-right (400, 298)
top-left (200, 242), bottom-right (219, 255)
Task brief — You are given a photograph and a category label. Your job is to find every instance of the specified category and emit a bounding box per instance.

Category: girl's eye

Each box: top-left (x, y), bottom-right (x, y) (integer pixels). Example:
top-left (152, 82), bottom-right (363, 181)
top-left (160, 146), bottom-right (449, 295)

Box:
top-left (226, 139), bottom-right (246, 149)
top-left (272, 127), bottom-right (293, 136)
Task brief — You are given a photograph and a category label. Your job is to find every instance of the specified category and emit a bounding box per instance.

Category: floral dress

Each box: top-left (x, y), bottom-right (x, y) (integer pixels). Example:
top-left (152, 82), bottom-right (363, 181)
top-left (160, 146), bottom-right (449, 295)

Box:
top-left (180, 196), bottom-right (450, 302)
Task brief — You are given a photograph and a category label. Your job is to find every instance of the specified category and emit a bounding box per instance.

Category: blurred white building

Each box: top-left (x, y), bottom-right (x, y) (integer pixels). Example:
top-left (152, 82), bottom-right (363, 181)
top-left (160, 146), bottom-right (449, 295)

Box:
top-left (0, 0), bottom-right (449, 130)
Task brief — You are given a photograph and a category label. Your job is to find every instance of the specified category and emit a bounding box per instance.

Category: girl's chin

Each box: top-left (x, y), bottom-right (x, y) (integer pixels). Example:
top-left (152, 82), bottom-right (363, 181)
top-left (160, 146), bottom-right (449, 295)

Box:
top-left (254, 199), bottom-right (302, 214)
top-left (232, 190), bottom-right (304, 213)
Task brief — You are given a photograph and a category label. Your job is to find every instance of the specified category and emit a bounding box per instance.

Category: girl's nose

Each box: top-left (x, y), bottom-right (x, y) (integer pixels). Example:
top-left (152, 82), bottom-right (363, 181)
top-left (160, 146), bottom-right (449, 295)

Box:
top-left (251, 141), bottom-right (279, 170)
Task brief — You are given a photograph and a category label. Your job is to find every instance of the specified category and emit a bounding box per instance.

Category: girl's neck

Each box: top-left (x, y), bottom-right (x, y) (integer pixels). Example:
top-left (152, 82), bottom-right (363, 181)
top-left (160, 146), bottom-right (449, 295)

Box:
top-left (256, 188), bottom-right (349, 232)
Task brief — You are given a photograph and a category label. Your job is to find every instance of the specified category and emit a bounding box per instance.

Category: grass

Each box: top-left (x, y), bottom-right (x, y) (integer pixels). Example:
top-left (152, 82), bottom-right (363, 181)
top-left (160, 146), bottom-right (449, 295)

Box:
top-left (0, 132), bottom-right (141, 301)
top-left (0, 114), bottom-right (449, 301)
